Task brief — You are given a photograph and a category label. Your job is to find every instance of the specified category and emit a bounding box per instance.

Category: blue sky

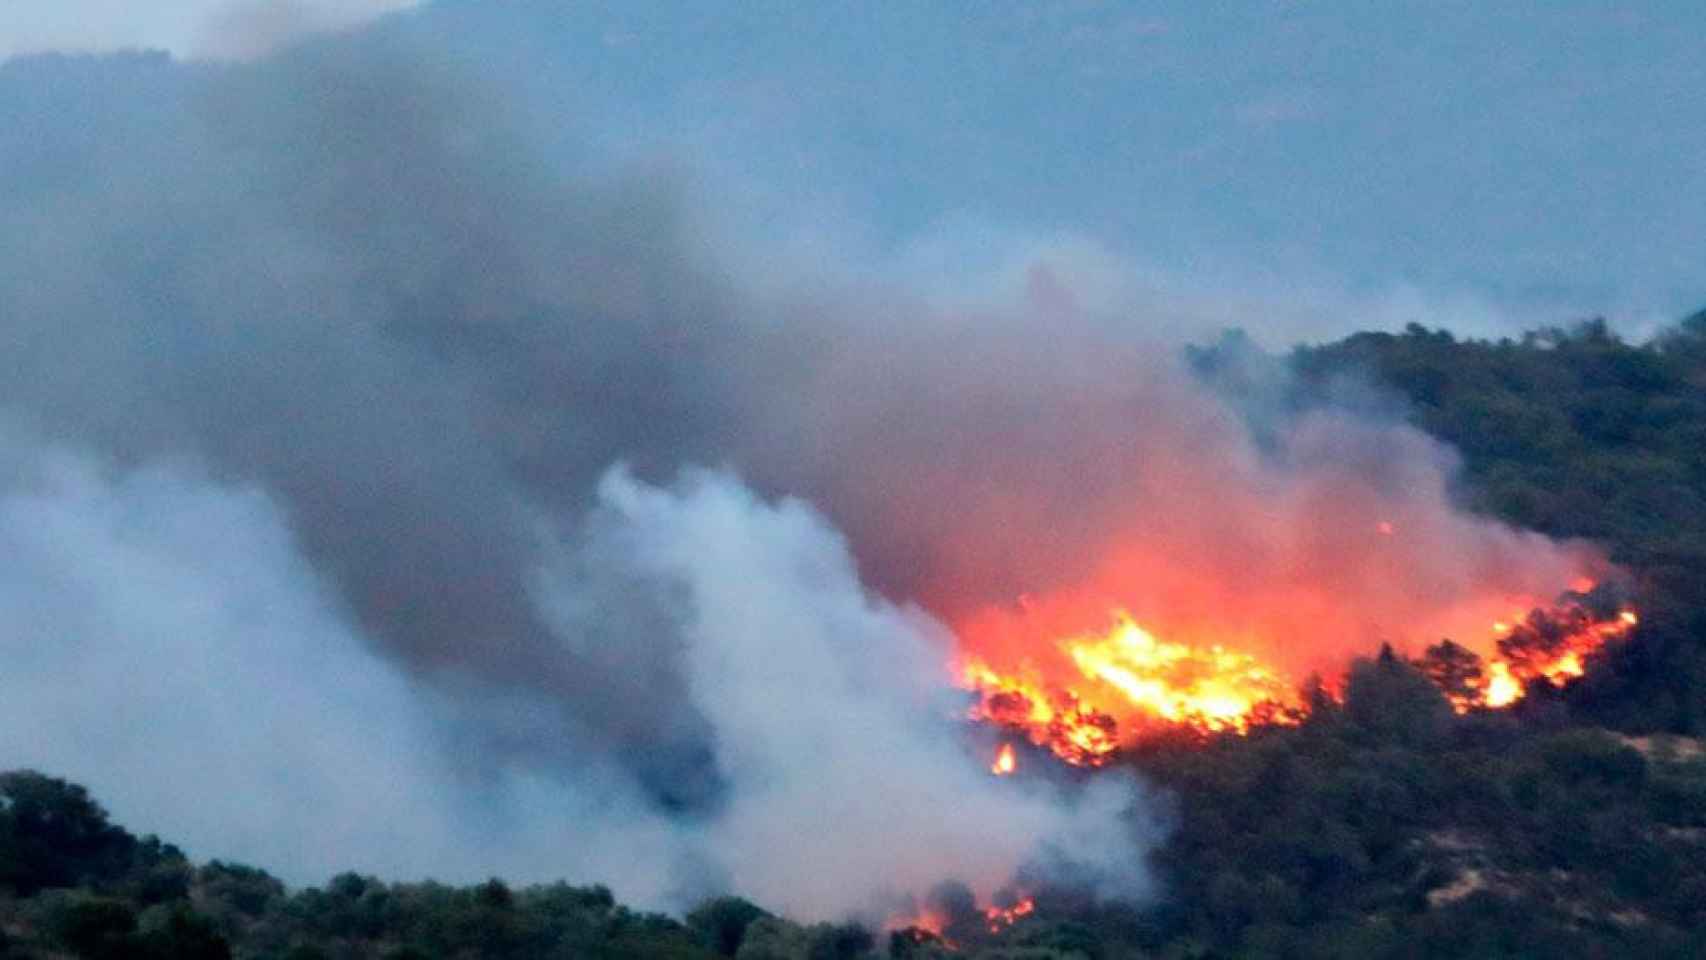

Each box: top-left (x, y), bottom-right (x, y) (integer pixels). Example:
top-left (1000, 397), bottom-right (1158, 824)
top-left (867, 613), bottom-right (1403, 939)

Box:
top-left (7, 0), bottom-right (1704, 334)
top-left (474, 1), bottom-right (1705, 326)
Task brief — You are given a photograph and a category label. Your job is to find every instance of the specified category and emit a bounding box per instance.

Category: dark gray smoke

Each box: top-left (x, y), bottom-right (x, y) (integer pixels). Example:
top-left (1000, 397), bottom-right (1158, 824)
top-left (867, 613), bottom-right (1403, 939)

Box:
top-left (0, 30), bottom-right (1169, 914)
top-left (0, 37), bottom-right (1192, 802)
top-left (3, 39), bottom-right (754, 800)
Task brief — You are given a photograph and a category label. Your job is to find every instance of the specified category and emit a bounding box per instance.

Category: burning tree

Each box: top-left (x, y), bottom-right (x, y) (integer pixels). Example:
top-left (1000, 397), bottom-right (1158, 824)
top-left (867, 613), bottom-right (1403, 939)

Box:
top-left (1416, 640), bottom-right (1487, 711)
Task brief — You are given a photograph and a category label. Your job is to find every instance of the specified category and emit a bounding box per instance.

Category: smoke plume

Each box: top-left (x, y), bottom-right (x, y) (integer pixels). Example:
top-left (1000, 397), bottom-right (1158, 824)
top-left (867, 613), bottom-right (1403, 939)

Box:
top-left (0, 11), bottom-right (1602, 919)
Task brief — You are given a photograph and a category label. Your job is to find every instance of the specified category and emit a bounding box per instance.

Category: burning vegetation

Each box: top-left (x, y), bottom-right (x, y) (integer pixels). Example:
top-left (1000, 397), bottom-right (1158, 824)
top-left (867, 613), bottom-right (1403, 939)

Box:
top-left (959, 592), bottom-right (1636, 769)
top-left (887, 887), bottom-right (1040, 952)
top-left (1419, 603), bottom-right (1639, 712)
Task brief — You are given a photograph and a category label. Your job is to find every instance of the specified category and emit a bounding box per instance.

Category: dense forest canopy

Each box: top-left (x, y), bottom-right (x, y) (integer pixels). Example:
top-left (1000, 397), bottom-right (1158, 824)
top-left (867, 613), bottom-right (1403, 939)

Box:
top-left (5, 316), bottom-right (1706, 959)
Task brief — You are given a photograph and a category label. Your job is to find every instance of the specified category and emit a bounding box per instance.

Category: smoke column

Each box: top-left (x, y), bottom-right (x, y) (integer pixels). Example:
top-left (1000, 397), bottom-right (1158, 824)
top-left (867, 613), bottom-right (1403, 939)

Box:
top-left (0, 10), bottom-right (1602, 918)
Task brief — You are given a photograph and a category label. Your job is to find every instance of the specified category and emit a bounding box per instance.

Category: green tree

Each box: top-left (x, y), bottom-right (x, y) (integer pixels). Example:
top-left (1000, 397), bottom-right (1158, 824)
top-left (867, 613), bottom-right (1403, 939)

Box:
top-left (137, 904), bottom-right (231, 960)
top-left (0, 770), bottom-right (135, 895)
top-left (734, 916), bottom-right (811, 960)
top-left (46, 894), bottom-right (137, 960)
top-left (1342, 649), bottom-right (1453, 747)
top-left (687, 896), bottom-right (771, 957)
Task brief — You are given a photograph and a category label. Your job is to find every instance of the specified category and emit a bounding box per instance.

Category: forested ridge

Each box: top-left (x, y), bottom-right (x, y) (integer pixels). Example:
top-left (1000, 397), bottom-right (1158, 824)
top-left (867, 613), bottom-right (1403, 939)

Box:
top-left (1290, 313), bottom-right (1706, 735)
top-left (6, 315), bottom-right (1706, 959)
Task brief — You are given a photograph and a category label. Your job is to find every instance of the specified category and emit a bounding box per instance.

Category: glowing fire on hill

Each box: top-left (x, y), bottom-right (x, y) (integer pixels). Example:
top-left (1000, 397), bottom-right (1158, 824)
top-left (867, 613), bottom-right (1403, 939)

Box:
top-left (888, 893), bottom-right (1039, 949)
top-left (1419, 605), bottom-right (1638, 713)
top-left (958, 595), bottom-right (1636, 768)
top-left (983, 897), bottom-right (1036, 933)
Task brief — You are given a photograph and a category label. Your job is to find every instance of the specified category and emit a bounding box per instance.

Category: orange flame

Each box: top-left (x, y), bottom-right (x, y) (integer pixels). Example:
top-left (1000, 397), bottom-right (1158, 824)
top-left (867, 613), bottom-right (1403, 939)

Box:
top-left (885, 911), bottom-right (954, 952)
top-left (887, 893), bottom-right (1036, 946)
top-left (894, 908), bottom-right (947, 938)
top-left (1429, 603), bottom-right (1639, 713)
top-left (1482, 661), bottom-right (1522, 708)
top-left (962, 599), bottom-right (1636, 765)
top-left (984, 897), bottom-right (1035, 933)
top-left (962, 661), bottom-right (1120, 766)
top-left (962, 609), bottom-right (1303, 765)
top-left (1064, 615), bottom-right (1299, 734)
top-left (991, 743), bottom-right (1017, 776)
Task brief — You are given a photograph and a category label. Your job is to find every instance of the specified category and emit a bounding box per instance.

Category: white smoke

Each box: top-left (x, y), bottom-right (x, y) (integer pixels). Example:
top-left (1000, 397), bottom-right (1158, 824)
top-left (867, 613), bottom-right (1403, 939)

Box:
top-left (0, 431), bottom-right (1153, 918)
top-left (570, 468), bottom-right (1155, 918)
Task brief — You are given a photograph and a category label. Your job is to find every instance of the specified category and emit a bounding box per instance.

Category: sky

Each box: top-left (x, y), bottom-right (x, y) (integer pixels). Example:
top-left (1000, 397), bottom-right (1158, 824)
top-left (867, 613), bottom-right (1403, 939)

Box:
top-left (0, 0), bottom-right (421, 60)
top-left (2, 1), bottom-right (1702, 334)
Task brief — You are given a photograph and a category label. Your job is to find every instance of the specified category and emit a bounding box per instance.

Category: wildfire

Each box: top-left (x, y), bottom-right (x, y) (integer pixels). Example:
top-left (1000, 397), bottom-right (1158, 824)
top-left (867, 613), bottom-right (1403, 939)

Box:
top-left (894, 907), bottom-right (949, 940)
top-left (887, 893), bottom-right (1037, 948)
top-left (962, 599), bottom-right (1637, 766)
top-left (962, 661), bottom-right (1120, 766)
top-left (1421, 601), bottom-right (1639, 713)
top-left (984, 897), bottom-right (1036, 933)
top-left (961, 609), bottom-right (1304, 765)
top-left (1065, 615), bottom-right (1299, 734)
top-left (1482, 661), bottom-right (1522, 708)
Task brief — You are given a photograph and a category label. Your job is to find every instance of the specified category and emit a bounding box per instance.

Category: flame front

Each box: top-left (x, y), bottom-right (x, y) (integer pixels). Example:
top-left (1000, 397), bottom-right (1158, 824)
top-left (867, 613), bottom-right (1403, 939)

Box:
top-left (984, 897), bottom-right (1035, 933)
top-left (887, 892), bottom-right (1036, 946)
top-left (961, 610), bottom-right (1301, 765)
top-left (1481, 661), bottom-right (1522, 708)
top-left (962, 599), bottom-right (1636, 767)
top-left (1423, 603), bottom-right (1638, 713)
top-left (962, 661), bottom-right (1120, 766)
top-left (1064, 615), bottom-right (1300, 733)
